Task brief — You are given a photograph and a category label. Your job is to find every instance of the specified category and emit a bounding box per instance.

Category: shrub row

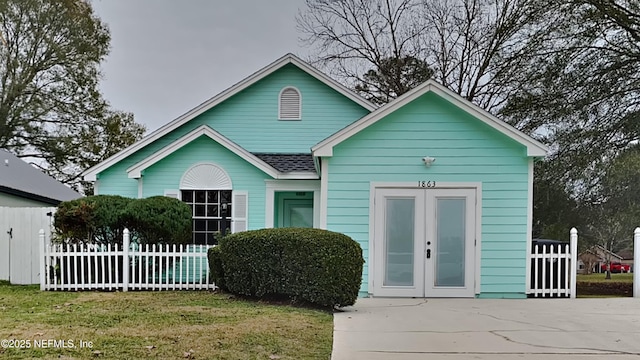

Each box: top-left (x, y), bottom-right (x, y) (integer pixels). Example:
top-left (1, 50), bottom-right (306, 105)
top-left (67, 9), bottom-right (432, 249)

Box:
top-left (208, 228), bottom-right (364, 308)
top-left (54, 195), bottom-right (192, 245)
top-left (577, 281), bottom-right (633, 296)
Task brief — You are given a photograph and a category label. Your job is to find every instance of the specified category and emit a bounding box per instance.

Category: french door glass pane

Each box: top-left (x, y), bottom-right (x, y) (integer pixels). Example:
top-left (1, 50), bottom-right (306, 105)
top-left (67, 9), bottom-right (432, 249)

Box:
top-left (436, 198), bottom-right (465, 287)
top-left (384, 198), bottom-right (415, 286)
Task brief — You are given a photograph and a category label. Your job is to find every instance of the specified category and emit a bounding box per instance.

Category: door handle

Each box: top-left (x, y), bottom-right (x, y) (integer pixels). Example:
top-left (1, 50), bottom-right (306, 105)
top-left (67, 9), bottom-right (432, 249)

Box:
top-left (426, 249), bottom-right (431, 259)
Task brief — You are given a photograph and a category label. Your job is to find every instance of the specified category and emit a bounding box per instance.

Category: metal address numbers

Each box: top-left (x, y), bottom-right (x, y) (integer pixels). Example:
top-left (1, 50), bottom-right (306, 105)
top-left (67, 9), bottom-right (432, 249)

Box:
top-left (418, 181), bottom-right (436, 188)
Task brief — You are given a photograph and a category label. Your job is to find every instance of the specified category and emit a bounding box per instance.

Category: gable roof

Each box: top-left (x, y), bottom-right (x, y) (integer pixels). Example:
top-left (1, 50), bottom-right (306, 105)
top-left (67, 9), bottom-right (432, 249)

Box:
top-left (312, 79), bottom-right (549, 157)
top-left (617, 249), bottom-right (633, 260)
top-left (0, 149), bottom-right (82, 205)
top-left (125, 125), bottom-right (318, 180)
top-left (253, 153), bottom-right (316, 173)
top-left (580, 245), bottom-right (624, 261)
top-left (83, 53), bottom-right (377, 181)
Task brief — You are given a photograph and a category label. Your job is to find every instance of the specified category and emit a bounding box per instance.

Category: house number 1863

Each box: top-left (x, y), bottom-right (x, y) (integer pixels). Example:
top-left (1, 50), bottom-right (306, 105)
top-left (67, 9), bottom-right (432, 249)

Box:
top-left (418, 181), bottom-right (436, 188)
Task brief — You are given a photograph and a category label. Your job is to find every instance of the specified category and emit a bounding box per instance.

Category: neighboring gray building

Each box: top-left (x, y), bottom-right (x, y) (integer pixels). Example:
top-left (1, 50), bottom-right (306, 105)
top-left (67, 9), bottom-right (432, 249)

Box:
top-left (0, 149), bottom-right (82, 207)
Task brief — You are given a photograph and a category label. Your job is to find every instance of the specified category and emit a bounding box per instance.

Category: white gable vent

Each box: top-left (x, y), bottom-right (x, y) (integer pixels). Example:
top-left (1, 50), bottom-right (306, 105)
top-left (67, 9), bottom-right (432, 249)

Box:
top-left (279, 87), bottom-right (301, 120)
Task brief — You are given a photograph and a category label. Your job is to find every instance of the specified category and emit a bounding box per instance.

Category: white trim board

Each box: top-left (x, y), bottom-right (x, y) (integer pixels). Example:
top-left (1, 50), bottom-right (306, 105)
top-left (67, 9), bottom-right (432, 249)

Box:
top-left (319, 157), bottom-right (329, 229)
top-left (83, 53), bottom-right (376, 181)
top-left (313, 80), bottom-right (549, 157)
top-left (525, 158), bottom-right (534, 293)
top-left (126, 125), bottom-right (280, 179)
top-left (124, 125), bottom-right (317, 181)
top-left (264, 180), bottom-right (320, 229)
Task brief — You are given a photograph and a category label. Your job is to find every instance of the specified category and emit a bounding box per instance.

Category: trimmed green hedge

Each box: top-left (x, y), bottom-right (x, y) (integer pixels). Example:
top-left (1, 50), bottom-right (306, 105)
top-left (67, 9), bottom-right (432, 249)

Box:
top-left (577, 281), bottom-right (633, 296)
top-left (54, 195), bottom-right (191, 245)
top-left (208, 228), bottom-right (364, 308)
top-left (123, 196), bottom-right (191, 245)
top-left (54, 195), bottom-right (132, 244)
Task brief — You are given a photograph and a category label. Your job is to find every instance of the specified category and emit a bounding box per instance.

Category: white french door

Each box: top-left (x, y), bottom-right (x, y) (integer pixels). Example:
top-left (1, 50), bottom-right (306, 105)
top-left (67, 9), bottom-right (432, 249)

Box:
top-left (372, 188), bottom-right (476, 297)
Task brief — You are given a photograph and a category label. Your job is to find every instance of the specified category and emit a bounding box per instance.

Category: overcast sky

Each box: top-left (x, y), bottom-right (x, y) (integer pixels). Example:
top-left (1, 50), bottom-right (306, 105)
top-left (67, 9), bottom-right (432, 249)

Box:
top-left (92, 0), bottom-right (310, 133)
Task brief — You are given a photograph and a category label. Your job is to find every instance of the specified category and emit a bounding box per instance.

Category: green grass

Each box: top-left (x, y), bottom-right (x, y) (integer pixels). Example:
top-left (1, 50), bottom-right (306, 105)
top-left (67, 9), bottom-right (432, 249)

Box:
top-left (577, 273), bottom-right (633, 283)
top-left (0, 284), bottom-right (333, 359)
top-left (576, 273), bottom-right (634, 298)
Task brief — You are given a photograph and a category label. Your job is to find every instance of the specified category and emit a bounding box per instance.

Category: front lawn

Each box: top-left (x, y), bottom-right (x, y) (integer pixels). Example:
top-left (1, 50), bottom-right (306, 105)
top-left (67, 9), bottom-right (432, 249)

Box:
top-left (0, 284), bottom-right (333, 359)
top-left (576, 273), bottom-right (634, 297)
top-left (577, 273), bottom-right (633, 283)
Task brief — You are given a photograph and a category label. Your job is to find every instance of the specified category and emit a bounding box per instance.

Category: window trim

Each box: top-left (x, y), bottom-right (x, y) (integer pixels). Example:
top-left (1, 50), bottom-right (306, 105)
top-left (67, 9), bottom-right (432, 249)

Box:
top-left (181, 189), bottom-right (233, 245)
top-left (278, 86), bottom-right (302, 120)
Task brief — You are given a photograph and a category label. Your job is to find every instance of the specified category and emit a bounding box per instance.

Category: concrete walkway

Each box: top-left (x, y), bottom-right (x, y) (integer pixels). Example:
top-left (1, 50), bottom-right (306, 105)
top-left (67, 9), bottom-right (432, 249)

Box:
top-left (332, 298), bottom-right (640, 359)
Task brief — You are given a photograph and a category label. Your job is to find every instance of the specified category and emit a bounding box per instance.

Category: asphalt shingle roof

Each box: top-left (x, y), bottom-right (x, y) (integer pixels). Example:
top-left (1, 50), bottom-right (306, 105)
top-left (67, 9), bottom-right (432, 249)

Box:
top-left (252, 153), bottom-right (316, 173)
top-left (0, 149), bottom-right (82, 203)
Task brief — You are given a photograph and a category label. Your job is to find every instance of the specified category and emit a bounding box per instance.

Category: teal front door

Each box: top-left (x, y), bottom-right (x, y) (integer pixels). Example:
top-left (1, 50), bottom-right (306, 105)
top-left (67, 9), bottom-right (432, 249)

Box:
top-left (282, 199), bottom-right (313, 228)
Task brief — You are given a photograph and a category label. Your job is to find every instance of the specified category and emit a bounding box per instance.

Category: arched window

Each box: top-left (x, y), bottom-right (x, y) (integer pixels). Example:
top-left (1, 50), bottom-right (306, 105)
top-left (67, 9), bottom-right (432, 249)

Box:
top-left (180, 163), bottom-right (232, 245)
top-left (279, 86), bottom-right (301, 120)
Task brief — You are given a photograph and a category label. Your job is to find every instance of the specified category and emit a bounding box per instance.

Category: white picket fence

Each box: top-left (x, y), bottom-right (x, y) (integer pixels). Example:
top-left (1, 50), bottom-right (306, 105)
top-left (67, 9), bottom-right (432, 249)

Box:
top-left (528, 228), bottom-right (578, 298)
top-left (40, 229), bottom-right (215, 291)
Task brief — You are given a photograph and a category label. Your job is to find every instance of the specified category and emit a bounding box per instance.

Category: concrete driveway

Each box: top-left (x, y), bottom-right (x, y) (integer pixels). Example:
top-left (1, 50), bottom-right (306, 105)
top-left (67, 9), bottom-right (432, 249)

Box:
top-left (332, 298), bottom-right (640, 359)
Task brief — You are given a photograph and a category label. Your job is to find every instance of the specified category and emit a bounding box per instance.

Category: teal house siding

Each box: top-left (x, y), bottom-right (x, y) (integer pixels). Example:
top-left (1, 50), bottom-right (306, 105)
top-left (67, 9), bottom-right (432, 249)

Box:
top-left (325, 92), bottom-right (531, 298)
top-left (141, 136), bottom-right (271, 230)
top-left (95, 63), bottom-right (370, 198)
top-left (183, 64), bottom-right (371, 153)
top-left (96, 161), bottom-right (139, 198)
top-left (85, 55), bottom-right (547, 299)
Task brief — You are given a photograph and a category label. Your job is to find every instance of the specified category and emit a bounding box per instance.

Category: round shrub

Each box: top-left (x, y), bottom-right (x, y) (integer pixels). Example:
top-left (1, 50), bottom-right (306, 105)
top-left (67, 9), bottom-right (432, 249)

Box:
top-left (122, 196), bottom-right (192, 245)
top-left (216, 228), bottom-right (364, 308)
top-left (54, 195), bottom-right (132, 244)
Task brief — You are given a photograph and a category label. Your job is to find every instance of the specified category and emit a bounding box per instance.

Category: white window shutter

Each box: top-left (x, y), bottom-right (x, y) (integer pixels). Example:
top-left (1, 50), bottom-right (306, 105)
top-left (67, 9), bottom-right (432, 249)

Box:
top-left (164, 189), bottom-right (180, 199)
top-left (279, 87), bottom-right (301, 120)
top-left (231, 191), bottom-right (248, 233)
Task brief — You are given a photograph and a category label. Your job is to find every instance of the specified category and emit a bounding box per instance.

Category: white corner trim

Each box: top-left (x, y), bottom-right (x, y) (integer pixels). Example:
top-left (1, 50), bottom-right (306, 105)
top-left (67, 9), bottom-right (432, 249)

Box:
top-left (319, 158), bottom-right (329, 229)
top-left (82, 53), bottom-right (376, 182)
top-left (265, 188), bottom-right (275, 228)
top-left (312, 189), bottom-right (321, 229)
top-left (137, 177), bottom-right (143, 198)
top-left (312, 80), bottom-right (549, 158)
top-left (125, 125), bottom-right (279, 179)
top-left (475, 183), bottom-right (483, 295)
top-left (525, 158), bottom-right (534, 293)
top-left (368, 181), bottom-right (376, 296)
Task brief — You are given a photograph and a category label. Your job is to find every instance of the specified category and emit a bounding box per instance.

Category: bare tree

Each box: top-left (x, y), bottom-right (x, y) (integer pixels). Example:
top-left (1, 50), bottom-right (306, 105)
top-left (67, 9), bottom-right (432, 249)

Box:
top-left (297, 0), bottom-right (428, 102)
top-left (297, 0), bottom-right (551, 112)
top-left (0, 0), bottom-right (145, 190)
